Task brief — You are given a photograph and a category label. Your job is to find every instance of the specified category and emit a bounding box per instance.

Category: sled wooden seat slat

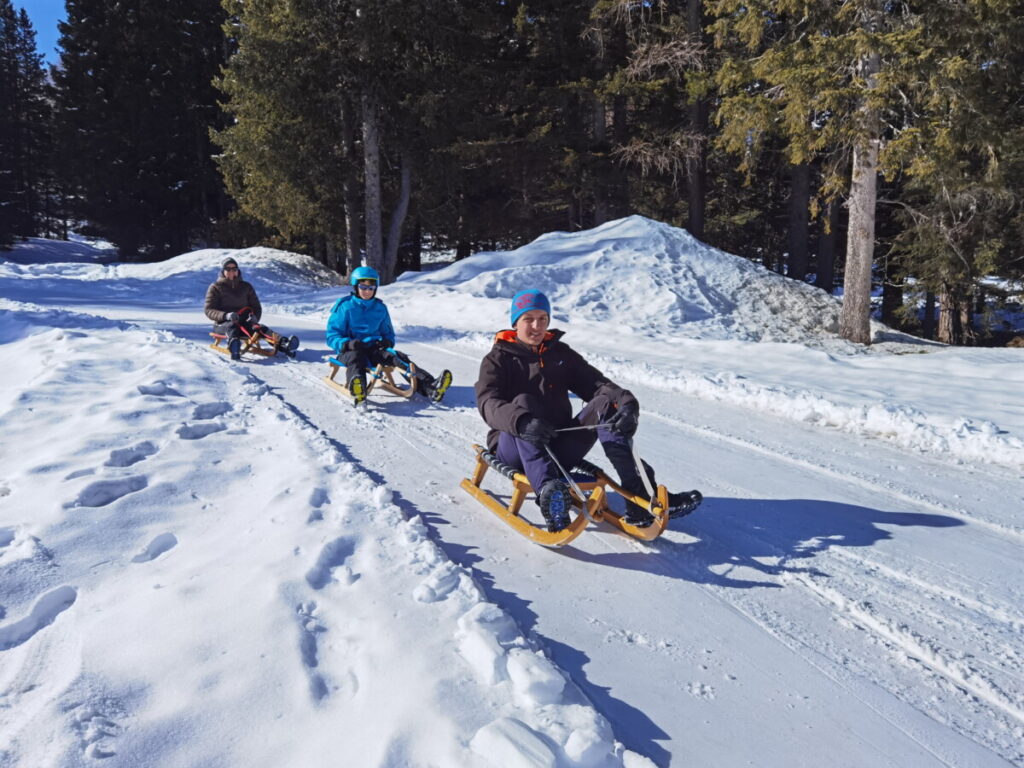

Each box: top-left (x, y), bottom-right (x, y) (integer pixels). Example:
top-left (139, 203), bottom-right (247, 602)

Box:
top-left (460, 444), bottom-right (671, 546)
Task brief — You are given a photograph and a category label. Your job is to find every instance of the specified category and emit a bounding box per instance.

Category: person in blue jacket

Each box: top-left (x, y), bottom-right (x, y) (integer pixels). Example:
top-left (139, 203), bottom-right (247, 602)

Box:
top-left (326, 266), bottom-right (452, 405)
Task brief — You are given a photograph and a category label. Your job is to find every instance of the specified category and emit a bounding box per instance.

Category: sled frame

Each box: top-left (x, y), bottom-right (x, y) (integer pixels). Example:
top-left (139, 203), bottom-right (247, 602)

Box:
top-left (209, 329), bottom-right (287, 358)
top-left (323, 355), bottom-right (418, 400)
top-left (459, 444), bottom-right (670, 548)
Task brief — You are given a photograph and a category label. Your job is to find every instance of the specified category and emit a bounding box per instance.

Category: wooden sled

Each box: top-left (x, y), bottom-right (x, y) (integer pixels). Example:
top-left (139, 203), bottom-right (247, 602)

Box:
top-left (209, 328), bottom-right (293, 359)
top-left (323, 355), bottom-right (418, 400)
top-left (459, 444), bottom-right (671, 548)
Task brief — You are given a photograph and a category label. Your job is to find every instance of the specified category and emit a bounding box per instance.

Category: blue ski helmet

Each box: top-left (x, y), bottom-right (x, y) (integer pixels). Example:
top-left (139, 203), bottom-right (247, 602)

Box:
top-left (510, 289), bottom-right (551, 327)
top-left (350, 266), bottom-right (380, 286)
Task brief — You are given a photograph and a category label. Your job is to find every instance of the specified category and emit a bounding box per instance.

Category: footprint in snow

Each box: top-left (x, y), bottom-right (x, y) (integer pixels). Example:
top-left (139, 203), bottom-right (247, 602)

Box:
top-left (306, 488), bottom-right (331, 522)
top-left (136, 381), bottom-right (182, 397)
top-left (295, 601), bottom-right (330, 702)
top-left (104, 441), bottom-right (159, 468)
top-left (192, 402), bottom-right (232, 420)
top-left (71, 700), bottom-right (123, 760)
top-left (69, 476), bottom-right (147, 508)
top-left (131, 533), bottom-right (178, 563)
top-left (0, 585), bottom-right (77, 651)
top-left (176, 422), bottom-right (226, 440)
top-left (305, 537), bottom-right (358, 590)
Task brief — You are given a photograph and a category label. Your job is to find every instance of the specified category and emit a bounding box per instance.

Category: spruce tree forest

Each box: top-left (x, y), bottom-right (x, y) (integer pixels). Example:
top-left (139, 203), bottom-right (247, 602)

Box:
top-left (3, 0), bottom-right (1023, 345)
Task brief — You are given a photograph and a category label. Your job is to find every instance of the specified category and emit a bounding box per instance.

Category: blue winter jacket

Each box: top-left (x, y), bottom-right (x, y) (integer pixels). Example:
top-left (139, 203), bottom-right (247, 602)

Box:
top-left (326, 293), bottom-right (396, 353)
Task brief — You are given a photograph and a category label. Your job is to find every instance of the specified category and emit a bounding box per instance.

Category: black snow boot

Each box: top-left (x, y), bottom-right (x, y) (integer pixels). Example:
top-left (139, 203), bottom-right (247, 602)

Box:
top-left (228, 338), bottom-right (241, 361)
top-left (667, 490), bottom-right (703, 518)
top-left (537, 479), bottom-right (572, 532)
top-left (283, 335), bottom-right (300, 357)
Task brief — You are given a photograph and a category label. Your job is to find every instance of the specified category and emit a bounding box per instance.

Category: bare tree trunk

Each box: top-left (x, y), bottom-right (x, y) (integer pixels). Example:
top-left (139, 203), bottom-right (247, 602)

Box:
top-left (938, 286), bottom-right (976, 346)
top-left (382, 150), bottom-right (412, 283)
top-left (839, 50), bottom-right (881, 345)
top-left (815, 197), bottom-right (840, 293)
top-left (787, 162), bottom-right (810, 281)
top-left (361, 90), bottom-right (384, 277)
top-left (340, 96), bottom-right (361, 275)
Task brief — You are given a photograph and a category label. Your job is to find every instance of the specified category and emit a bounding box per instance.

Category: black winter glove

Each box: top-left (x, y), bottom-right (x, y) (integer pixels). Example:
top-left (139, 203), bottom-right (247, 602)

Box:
top-left (344, 339), bottom-right (366, 352)
top-left (375, 339), bottom-right (391, 350)
top-left (518, 416), bottom-right (556, 447)
top-left (607, 400), bottom-right (640, 438)
top-left (226, 311), bottom-right (240, 324)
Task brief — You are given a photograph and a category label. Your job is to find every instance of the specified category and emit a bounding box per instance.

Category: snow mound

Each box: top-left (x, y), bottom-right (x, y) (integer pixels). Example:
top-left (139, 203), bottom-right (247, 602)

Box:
top-left (401, 215), bottom-right (856, 344)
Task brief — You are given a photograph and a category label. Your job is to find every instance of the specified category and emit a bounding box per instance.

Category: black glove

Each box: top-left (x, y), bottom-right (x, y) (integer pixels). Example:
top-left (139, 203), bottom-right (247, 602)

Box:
top-left (518, 416), bottom-right (556, 447)
top-left (226, 312), bottom-right (240, 324)
top-left (375, 339), bottom-right (391, 350)
top-left (607, 400), bottom-right (639, 437)
top-left (344, 339), bottom-right (366, 352)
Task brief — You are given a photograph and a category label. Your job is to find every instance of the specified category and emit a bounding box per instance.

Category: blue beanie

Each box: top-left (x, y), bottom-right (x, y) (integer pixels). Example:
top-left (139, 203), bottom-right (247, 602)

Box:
top-left (510, 289), bottom-right (551, 327)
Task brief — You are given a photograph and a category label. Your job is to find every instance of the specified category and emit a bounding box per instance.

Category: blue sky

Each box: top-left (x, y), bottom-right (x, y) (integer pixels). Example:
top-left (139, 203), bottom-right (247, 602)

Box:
top-left (22, 0), bottom-right (65, 64)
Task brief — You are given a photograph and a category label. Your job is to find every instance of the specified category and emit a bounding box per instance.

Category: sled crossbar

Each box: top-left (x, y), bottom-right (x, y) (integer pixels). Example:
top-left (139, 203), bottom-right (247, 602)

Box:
top-left (460, 444), bottom-right (671, 547)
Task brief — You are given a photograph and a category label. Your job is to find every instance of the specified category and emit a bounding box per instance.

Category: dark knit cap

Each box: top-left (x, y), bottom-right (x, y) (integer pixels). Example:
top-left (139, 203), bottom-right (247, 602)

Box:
top-left (222, 257), bottom-right (239, 270)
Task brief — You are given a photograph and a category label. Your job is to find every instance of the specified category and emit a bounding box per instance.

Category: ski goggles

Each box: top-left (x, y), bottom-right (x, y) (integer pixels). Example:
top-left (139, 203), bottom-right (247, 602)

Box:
top-left (356, 280), bottom-right (377, 288)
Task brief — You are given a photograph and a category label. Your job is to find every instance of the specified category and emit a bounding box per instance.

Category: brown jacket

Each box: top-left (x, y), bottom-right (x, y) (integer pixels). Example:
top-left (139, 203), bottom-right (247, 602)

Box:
top-left (204, 272), bottom-right (262, 324)
top-left (475, 329), bottom-right (637, 451)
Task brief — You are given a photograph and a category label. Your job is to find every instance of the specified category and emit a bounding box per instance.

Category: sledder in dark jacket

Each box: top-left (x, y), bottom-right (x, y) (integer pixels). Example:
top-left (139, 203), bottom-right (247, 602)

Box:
top-left (326, 266), bottom-right (452, 405)
top-left (475, 289), bottom-right (700, 532)
top-left (204, 256), bottom-right (299, 360)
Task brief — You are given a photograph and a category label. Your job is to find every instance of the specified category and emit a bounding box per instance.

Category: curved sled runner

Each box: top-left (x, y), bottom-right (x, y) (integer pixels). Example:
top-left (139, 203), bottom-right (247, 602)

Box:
top-left (323, 352), bottom-right (418, 400)
top-left (459, 444), bottom-right (671, 548)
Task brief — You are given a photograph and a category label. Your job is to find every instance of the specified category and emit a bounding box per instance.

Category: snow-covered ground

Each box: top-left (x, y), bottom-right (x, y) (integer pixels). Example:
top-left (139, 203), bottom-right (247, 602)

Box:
top-left (1, 216), bottom-right (1022, 768)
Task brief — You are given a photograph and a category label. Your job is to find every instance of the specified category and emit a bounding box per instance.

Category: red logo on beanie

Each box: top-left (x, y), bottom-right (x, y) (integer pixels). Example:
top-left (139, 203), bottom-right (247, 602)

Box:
top-left (515, 293), bottom-right (537, 309)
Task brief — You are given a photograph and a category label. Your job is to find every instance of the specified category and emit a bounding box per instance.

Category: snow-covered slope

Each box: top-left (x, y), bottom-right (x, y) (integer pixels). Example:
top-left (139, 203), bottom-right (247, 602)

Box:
top-left (2, 218), bottom-right (1022, 767)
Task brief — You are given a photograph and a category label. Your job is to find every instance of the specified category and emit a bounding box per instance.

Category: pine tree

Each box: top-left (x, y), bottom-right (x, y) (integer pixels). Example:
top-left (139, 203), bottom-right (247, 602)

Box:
top-left (885, 0), bottom-right (1024, 345)
top-left (712, 1), bottom-right (931, 343)
top-left (0, 2), bottom-right (50, 247)
top-left (53, 0), bottom-right (227, 259)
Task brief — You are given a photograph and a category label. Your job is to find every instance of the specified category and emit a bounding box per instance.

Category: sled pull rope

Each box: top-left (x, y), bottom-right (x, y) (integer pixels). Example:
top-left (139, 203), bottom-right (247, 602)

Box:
top-left (554, 422), bottom-right (609, 433)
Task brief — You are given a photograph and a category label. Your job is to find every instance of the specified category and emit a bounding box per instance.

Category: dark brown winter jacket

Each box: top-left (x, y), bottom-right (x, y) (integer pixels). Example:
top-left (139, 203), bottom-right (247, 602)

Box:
top-left (475, 329), bottom-right (638, 451)
top-left (204, 272), bottom-right (262, 324)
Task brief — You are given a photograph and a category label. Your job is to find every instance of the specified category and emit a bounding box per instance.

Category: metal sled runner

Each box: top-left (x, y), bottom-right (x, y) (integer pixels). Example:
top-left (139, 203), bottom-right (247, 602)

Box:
top-left (323, 353), bottom-right (418, 400)
top-left (460, 444), bottom-right (671, 547)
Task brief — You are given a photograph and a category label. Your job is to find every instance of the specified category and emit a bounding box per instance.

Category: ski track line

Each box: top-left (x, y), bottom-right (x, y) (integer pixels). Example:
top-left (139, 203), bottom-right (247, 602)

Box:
top-left (645, 410), bottom-right (1024, 544)
top-left (828, 547), bottom-right (1024, 633)
top-left (788, 570), bottom-right (1024, 730)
